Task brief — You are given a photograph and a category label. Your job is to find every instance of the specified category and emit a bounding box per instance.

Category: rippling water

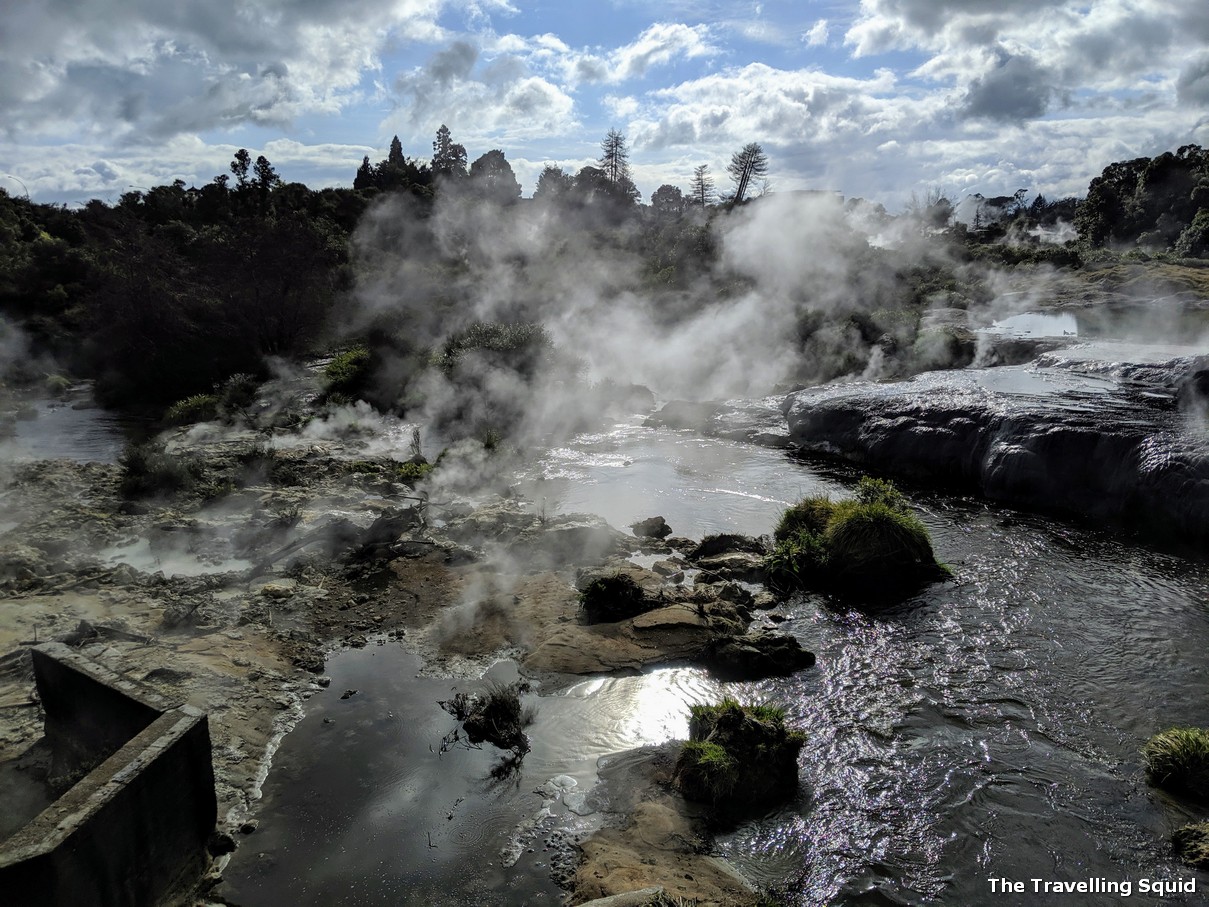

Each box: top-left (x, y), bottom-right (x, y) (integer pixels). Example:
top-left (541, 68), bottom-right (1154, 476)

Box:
top-left (223, 420), bottom-right (1209, 905)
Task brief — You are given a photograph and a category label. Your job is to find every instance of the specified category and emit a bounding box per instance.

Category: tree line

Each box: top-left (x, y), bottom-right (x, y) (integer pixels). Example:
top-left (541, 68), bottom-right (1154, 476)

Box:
top-left (1, 135), bottom-right (1206, 416)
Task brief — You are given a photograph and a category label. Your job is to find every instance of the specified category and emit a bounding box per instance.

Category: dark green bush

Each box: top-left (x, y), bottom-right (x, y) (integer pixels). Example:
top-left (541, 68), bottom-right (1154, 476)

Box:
top-left (824, 501), bottom-right (939, 589)
top-left (323, 345), bottom-right (371, 397)
top-left (164, 393), bottom-right (218, 425)
top-left (773, 495), bottom-right (835, 542)
top-left (1144, 727), bottom-right (1209, 800)
top-left (765, 477), bottom-right (946, 599)
top-left (579, 573), bottom-right (650, 623)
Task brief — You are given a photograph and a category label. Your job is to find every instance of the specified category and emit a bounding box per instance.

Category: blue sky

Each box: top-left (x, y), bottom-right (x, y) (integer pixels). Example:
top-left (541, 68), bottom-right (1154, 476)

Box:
top-left (2, 0), bottom-right (1207, 208)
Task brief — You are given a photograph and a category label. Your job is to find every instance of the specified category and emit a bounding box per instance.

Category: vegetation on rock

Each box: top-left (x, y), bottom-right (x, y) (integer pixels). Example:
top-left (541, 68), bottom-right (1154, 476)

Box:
top-left (765, 476), bottom-right (946, 599)
top-left (1173, 822), bottom-right (1209, 869)
top-left (673, 697), bottom-right (804, 816)
top-left (579, 572), bottom-right (652, 623)
top-left (1143, 726), bottom-right (1209, 800)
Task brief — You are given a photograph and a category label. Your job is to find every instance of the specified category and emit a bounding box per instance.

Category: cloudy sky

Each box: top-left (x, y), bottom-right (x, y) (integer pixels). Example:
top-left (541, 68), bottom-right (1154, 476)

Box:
top-left (3, 0), bottom-right (1207, 208)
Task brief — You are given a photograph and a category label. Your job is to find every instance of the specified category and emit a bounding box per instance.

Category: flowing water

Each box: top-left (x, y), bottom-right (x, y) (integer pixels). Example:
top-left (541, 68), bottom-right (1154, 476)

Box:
top-left (220, 416), bottom-right (1209, 905)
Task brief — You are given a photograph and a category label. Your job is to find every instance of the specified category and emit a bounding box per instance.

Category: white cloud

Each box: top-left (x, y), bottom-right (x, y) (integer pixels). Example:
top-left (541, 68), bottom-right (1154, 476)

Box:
top-left (804, 19), bottom-right (830, 47)
top-left (0, 0), bottom-right (449, 142)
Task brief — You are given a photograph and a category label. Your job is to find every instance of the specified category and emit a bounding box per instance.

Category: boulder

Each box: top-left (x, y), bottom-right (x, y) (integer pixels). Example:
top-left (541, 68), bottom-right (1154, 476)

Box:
top-left (643, 401), bottom-right (721, 431)
top-left (629, 516), bottom-right (672, 539)
top-left (691, 551), bottom-right (766, 583)
top-left (698, 632), bottom-right (816, 680)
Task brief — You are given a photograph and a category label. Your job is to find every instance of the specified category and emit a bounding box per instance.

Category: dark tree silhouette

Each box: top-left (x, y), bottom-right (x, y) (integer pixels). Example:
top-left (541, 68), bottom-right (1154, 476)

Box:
top-left (727, 143), bottom-right (769, 204)
top-left (690, 164), bottom-right (715, 208)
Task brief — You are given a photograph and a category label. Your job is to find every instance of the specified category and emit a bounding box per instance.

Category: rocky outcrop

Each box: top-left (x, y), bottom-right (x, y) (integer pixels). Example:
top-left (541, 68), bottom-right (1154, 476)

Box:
top-left (783, 345), bottom-right (1209, 545)
top-left (628, 516), bottom-right (672, 539)
top-left (698, 632), bottom-right (816, 680)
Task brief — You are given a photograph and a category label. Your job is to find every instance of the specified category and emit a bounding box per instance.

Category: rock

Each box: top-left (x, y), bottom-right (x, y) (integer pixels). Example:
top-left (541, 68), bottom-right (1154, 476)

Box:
top-left (651, 559), bottom-right (686, 577)
top-left (629, 516), bottom-right (672, 539)
top-left (339, 689), bottom-right (357, 700)
top-left (783, 348), bottom-right (1209, 546)
top-left (698, 632), bottom-right (816, 680)
top-left (687, 533), bottom-right (766, 561)
top-left (664, 536), bottom-right (697, 552)
top-left (691, 551), bottom-right (766, 583)
top-left (643, 400), bottom-right (722, 431)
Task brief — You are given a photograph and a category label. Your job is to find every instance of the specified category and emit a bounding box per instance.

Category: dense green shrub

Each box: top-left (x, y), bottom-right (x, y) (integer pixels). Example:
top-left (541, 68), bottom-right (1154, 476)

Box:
top-left (773, 495), bottom-right (834, 542)
top-left (1144, 727), bottom-right (1209, 800)
top-left (164, 393), bottom-right (219, 425)
top-left (765, 477), bottom-right (946, 599)
top-left (323, 345), bottom-right (372, 397)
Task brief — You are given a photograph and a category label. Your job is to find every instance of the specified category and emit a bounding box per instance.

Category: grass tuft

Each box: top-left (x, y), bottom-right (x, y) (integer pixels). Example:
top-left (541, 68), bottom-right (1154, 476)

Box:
top-left (1144, 727), bottom-right (1209, 801)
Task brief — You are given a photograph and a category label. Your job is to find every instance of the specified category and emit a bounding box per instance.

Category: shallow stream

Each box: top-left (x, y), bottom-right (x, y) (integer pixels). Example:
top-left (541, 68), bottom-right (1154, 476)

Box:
top-left (222, 420), bottom-right (1209, 905)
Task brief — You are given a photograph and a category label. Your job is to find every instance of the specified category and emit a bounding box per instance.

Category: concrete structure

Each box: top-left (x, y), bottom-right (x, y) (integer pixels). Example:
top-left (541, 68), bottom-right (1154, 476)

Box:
top-left (0, 643), bottom-right (216, 907)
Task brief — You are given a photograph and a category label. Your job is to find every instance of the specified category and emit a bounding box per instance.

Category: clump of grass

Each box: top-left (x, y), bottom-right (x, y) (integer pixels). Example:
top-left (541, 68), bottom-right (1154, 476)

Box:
top-left (1144, 727), bottom-right (1209, 800)
top-left (433, 322), bottom-right (551, 376)
top-left (764, 476), bottom-right (946, 600)
top-left (441, 680), bottom-right (535, 752)
top-left (119, 441), bottom-right (204, 498)
top-left (1173, 822), bottom-right (1209, 869)
top-left (773, 495), bottom-right (834, 542)
top-left (164, 393), bottom-right (219, 426)
top-left (579, 573), bottom-right (650, 623)
top-left (44, 374), bottom-right (73, 397)
top-left (674, 697), bottom-right (804, 815)
top-left (824, 502), bottom-right (939, 589)
top-left (324, 345), bottom-right (372, 397)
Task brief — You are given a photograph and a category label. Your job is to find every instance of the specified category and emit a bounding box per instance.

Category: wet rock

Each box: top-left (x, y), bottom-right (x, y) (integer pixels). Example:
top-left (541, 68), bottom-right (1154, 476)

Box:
top-left (651, 558), bottom-right (686, 577)
top-left (687, 533), bottom-right (766, 561)
top-left (664, 536), bottom-right (697, 552)
top-left (629, 516), bottom-right (672, 539)
top-left (691, 551), bottom-right (766, 583)
top-left (643, 400), bottom-right (722, 431)
top-left (698, 631), bottom-right (816, 680)
top-left (783, 349), bottom-right (1209, 546)
top-left (512, 514), bottom-right (630, 567)
top-left (339, 689), bottom-right (357, 700)
top-left (207, 831), bottom-right (238, 856)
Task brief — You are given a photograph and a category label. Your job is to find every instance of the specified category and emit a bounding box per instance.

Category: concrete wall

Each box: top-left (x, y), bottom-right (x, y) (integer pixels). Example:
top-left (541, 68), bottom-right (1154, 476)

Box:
top-left (0, 644), bottom-right (217, 907)
top-left (31, 644), bottom-right (168, 779)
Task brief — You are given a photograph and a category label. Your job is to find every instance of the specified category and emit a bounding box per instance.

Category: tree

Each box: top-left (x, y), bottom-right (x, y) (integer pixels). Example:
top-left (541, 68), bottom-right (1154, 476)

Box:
top-left (354, 156), bottom-right (376, 191)
top-left (230, 149), bottom-right (252, 189)
top-left (727, 143), bottom-right (769, 204)
top-left (533, 164), bottom-right (573, 201)
top-left (432, 125), bottom-right (467, 179)
top-left (468, 150), bottom-right (521, 204)
top-left (651, 184), bottom-right (685, 218)
top-left (598, 128), bottom-right (632, 185)
top-left (690, 164), bottom-right (715, 208)
top-left (388, 135), bottom-right (405, 167)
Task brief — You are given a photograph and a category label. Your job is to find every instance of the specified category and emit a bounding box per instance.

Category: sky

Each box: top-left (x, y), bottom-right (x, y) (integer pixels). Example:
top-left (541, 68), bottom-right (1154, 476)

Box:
top-left (2, 0), bottom-right (1208, 209)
